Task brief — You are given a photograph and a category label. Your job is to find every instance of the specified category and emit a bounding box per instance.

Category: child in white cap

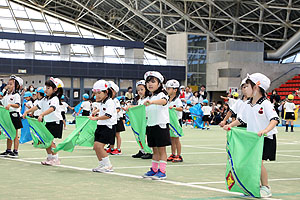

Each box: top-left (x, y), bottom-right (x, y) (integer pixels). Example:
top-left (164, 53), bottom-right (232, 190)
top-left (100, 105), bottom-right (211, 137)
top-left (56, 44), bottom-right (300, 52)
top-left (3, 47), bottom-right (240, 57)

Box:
top-left (89, 80), bottom-right (117, 173)
top-left (224, 73), bottom-right (279, 198)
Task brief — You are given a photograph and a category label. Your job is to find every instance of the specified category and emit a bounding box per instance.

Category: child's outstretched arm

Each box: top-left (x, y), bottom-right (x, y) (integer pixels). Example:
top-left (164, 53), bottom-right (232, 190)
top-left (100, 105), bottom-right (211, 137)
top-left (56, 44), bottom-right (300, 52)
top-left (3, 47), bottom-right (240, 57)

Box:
top-left (257, 120), bottom-right (278, 137)
top-left (144, 99), bottom-right (167, 106)
top-left (38, 107), bottom-right (55, 122)
top-left (223, 119), bottom-right (241, 131)
top-left (23, 106), bottom-right (38, 118)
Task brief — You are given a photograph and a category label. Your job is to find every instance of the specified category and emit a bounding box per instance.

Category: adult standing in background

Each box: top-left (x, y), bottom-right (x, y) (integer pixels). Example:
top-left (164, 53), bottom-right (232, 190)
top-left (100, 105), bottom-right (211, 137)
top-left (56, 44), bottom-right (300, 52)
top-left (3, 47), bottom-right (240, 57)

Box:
top-left (125, 86), bottom-right (134, 101)
top-left (183, 86), bottom-right (193, 104)
top-left (269, 89), bottom-right (281, 115)
top-left (199, 85), bottom-right (207, 104)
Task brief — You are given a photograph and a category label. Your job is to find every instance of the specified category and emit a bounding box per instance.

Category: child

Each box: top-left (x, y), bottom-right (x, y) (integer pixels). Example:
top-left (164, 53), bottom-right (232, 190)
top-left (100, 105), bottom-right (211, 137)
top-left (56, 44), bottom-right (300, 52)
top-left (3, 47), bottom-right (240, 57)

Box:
top-left (223, 73), bottom-right (279, 198)
top-left (60, 95), bottom-right (74, 130)
top-left (0, 92), bottom-right (3, 106)
top-left (23, 77), bottom-right (64, 165)
top-left (142, 71), bottom-right (171, 180)
top-left (284, 94), bottom-right (297, 132)
top-left (89, 80), bottom-right (116, 173)
top-left (166, 79), bottom-right (184, 162)
top-left (130, 80), bottom-right (152, 159)
top-left (77, 93), bottom-right (91, 116)
top-left (0, 75), bottom-right (23, 158)
top-left (183, 100), bottom-right (192, 126)
top-left (33, 87), bottom-right (45, 119)
top-left (23, 91), bottom-right (34, 116)
top-left (107, 81), bottom-right (124, 155)
top-left (201, 99), bottom-right (212, 130)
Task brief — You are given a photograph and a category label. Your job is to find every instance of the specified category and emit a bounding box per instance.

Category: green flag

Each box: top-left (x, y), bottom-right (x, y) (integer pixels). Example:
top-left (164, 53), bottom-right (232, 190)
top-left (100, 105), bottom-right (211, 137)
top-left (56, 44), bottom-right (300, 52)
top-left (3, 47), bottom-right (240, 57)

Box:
top-left (225, 127), bottom-right (264, 198)
top-left (26, 117), bottom-right (54, 149)
top-left (75, 116), bottom-right (97, 147)
top-left (169, 108), bottom-right (183, 137)
top-left (127, 105), bottom-right (152, 154)
top-left (0, 107), bottom-right (16, 140)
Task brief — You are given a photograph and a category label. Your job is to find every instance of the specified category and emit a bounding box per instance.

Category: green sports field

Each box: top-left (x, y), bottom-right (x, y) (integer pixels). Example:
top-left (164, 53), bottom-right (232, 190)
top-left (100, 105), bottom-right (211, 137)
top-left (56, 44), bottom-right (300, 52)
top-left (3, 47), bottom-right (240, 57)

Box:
top-left (1, 117), bottom-right (300, 200)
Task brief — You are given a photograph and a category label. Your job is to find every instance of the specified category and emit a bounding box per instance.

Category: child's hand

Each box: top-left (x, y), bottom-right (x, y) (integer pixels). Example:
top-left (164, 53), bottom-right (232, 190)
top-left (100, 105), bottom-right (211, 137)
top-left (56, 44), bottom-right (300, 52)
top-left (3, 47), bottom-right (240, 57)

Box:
top-left (257, 129), bottom-right (268, 137)
top-left (144, 100), bottom-right (151, 106)
top-left (88, 116), bottom-right (97, 121)
top-left (169, 106), bottom-right (174, 109)
top-left (219, 121), bottom-right (226, 127)
top-left (5, 104), bottom-right (10, 110)
top-left (123, 106), bottom-right (129, 112)
top-left (22, 112), bottom-right (27, 119)
top-left (38, 115), bottom-right (43, 122)
top-left (223, 125), bottom-right (231, 131)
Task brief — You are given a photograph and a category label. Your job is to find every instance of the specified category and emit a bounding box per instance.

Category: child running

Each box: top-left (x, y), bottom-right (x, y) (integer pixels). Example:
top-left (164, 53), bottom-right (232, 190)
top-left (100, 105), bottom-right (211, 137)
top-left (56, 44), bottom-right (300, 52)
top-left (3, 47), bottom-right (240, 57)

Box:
top-left (89, 80), bottom-right (116, 173)
top-left (0, 75), bottom-right (23, 158)
top-left (223, 73), bottom-right (279, 198)
top-left (142, 71), bottom-right (171, 180)
top-left (23, 77), bottom-right (64, 165)
top-left (166, 79), bottom-right (184, 162)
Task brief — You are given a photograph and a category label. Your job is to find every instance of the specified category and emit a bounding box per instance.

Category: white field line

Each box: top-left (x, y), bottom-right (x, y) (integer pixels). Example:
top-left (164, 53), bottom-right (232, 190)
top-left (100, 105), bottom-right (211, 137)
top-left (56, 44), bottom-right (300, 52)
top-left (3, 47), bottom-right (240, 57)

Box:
top-left (187, 178), bottom-right (300, 185)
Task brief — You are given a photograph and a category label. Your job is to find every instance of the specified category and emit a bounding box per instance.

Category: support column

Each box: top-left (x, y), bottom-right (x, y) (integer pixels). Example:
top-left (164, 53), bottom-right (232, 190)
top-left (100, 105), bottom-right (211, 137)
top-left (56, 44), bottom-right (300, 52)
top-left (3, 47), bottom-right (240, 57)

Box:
top-left (93, 46), bottom-right (104, 62)
top-left (125, 48), bottom-right (144, 64)
top-left (60, 44), bottom-right (71, 61)
top-left (25, 42), bottom-right (35, 59)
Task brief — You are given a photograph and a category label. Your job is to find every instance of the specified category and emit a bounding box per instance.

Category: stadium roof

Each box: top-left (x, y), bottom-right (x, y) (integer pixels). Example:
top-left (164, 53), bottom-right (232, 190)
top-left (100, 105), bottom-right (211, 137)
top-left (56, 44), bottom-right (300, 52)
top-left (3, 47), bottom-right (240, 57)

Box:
top-left (4, 0), bottom-right (300, 60)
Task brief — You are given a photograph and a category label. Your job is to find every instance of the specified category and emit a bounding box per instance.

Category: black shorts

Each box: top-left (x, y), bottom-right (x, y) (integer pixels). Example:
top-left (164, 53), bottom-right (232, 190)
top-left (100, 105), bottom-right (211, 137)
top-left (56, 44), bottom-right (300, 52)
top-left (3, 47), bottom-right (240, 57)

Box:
top-left (202, 115), bottom-right (210, 122)
top-left (33, 115), bottom-right (39, 119)
top-left (9, 112), bottom-right (23, 130)
top-left (146, 124), bottom-right (171, 147)
top-left (94, 125), bottom-right (116, 145)
top-left (82, 110), bottom-right (90, 116)
top-left (262, 135), bottom-right (277, 161)
top-left (116, 120), bottom-right (125, 132)
top-left (231, 113), bottom-right (237, 118)
top-left (285, 112), bottom-right (295, 120)
top-left (179, 119), bottom-right (182, 127)
top-left (183, 112), bottom-right (191, 120)
top-left (45, 121), bottom-right (63, 139)
top-left (61, 111), bottom-right (66, 120)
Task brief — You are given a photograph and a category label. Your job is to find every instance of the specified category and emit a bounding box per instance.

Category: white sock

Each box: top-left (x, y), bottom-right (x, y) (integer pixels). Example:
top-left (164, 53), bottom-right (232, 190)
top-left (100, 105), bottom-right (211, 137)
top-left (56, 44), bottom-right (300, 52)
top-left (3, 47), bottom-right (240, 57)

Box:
top-left (53, 154), bottom-right (58, 160)
top-left (99, 160), bottom-right (104, 166)
top-left (102, 157), bottom-right (111, 167)
top-left (47, 154), bottom-right (52, 159)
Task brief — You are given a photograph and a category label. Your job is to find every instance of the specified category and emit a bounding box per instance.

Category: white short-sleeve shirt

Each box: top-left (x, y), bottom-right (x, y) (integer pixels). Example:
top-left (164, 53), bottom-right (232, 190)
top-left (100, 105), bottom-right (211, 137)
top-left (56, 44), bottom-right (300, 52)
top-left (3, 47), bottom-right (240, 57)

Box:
top-left (137, 97), bottom-right (147, 106)
top-left (284, 102), bottom-right (296, 113)
top-left (202, 105), bottom-right (212, 115)
top-left (61, 102), bottom-right (69, 113)
top-left (37, 96), bottom-right (63, 123)
top-left (231, 99), bottom-right (247, 116)
top-left (24, 100), bottom-right (33, 113)
top-left (97, 98), bottom-right (117, 128)
top-left (228, 98), bottom-right (237, 109)
top-left (168, 97), bottom-right (183, 120)
top-left (113, 98), bottom-right (123, 121)
top-left (2, 93), bottom-right (21, 113)
top-left (146, 92), bottom-right (169, 127)
top-left (238, 97), bottom-right (279, 139)
top-left (33, 99), bottom-right (42, 117)
top-left (81, 101), bottom-right (91, 111)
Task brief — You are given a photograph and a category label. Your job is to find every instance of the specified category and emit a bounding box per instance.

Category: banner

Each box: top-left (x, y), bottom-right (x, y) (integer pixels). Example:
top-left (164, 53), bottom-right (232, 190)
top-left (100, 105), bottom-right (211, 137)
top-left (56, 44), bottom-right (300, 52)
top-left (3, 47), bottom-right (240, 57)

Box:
top-left (226, 127), bottom-right (264, 197)
top-left (169, 108), bottom-right (183, 137)
top-left (189, 104), bottom-right (204, 128)
top-left (19, 119), bottom-right (33, 144)
top-left (0, 107), bottom-right (16, 140)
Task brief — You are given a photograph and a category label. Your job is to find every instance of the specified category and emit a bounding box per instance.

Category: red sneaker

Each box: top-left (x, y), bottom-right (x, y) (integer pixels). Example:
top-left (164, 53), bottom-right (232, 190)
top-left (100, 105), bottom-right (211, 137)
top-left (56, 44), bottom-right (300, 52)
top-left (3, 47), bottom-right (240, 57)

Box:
top-left (106, 148), bottom-right (113, 154)
top-left (111, 149), bottom-right (122, 155)
top-left (167, 154), bottom-right (175, 162)
top-left (172, 155), bottom-right (183, 162)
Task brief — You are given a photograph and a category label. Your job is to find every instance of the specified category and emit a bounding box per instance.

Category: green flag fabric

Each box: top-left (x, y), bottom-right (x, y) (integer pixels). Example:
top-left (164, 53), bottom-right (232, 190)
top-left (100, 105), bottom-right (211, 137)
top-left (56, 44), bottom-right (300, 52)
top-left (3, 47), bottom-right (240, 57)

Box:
top-left (169, 108), bottom-right (183, 137)
top-left (225, 127), bottom-right (264, 198)
top-left (127, 105), bottom-right (152, 154)
top-left (26, 117), bottom-right (54, 149)
top-left (0, 107), bottom-right (16, 140)
top-left (75, 116), bottom-right (97, 147)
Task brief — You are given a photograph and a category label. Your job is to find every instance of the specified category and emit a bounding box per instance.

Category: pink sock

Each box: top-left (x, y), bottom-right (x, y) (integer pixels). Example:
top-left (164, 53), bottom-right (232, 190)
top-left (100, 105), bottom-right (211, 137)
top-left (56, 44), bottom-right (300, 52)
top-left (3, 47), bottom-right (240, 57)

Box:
top-left (159, 160), bottom-right (167, 173)
top-left (152, 160), bottom-right (159, 172)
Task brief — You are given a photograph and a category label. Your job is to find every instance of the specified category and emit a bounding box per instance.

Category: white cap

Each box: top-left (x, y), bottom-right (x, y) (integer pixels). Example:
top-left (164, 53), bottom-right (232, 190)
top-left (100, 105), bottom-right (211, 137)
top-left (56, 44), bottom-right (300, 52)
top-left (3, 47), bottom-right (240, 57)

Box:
top-left (50, 77), bottom-right (64, 88)
top-left (180, 86), bottom-right (185, 89)
top-left (240, 78), bottom-right (247, 87)
top-left (93, 80), bottom-right (109, 92)
top-left (247, 73), bottom-right (270, 91)
top-left (10, 75), bottom-right (23, 86)
top-left (136, 80), bottom-right (145, 87)
top-left (144, 71), bottom-right (164, 83)
top-left (108, 81), bottom-right (119, 93)
top-left (166, 79), bottom-right (180, 88)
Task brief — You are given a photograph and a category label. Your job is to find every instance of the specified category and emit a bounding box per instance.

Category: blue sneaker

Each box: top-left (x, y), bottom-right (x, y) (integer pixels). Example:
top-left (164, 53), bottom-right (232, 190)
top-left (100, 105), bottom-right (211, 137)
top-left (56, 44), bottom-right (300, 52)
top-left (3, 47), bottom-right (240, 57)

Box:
top-left (152, 169), bottom-right (167, 180)
top-left (142, 168), bottom-right (157, 178)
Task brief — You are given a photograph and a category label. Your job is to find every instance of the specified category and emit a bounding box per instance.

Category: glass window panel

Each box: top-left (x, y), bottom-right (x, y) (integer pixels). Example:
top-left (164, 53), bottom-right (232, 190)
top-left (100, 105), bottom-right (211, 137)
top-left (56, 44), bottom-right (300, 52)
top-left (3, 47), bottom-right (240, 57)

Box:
top-left (0, 40), bottom-right (9, 49)
top-left (71, 44), bottom-right (88, 54)
top-left (71, 56), bottom-right (92, 62)
top-left (18, 20), bottom-right (33, 29)
top-left (79, 27), bottom-right (94, 38)
top-left (0, 0), bottom-right (7, 6)
top-left (0, 18), bottom-right (17, 29)
top-left (45, 15), bottom-right (59, 23)
top-left (120, 79), bottom-right (132, 90)
top-left (73, 77), bottom-right (80, 88)
top-left (8, 40), bottom-right (24, 51)
top-left (25, 7), bottom-right (43, 19)
top-left (60, 21), bottom-right (77, 32)
top-left (84, 78), bottom-right (97, 88)
top-left (0, 8), bottom-right (13, 18)
top-left (49, 23), bottom-right (63, 32)
top-left (13, 10), bottom-right (28, 18)
top-left (105, 46), bottom-right (118, 56)
top-left (40, 42), bottom-right (58, 52)
top-left (294, 54), bottom-right (300, 63)
top-left (31, 21), bottom-right (48, 31)
top-left (93, 33), bottom-right (107, 39)
top-left (10, 2), bottom-right (24, 10)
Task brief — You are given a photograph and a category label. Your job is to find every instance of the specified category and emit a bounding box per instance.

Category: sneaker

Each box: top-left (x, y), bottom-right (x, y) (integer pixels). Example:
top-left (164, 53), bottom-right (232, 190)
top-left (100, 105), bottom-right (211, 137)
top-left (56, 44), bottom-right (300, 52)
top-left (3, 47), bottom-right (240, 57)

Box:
top-left (0, 150), bottom-right (11, 157)
top-left (143, 168), bottom-right (157, 178)
top-left (207, 127), bottom-right (210, 130)
top-left (141, 153), bottom-right (153, 159)
top-left (152, 169), bottom-right (167, 180)
top-left (167, 154), bottom-right (175, 162)
top-left (285, 130), bottom-right (288, 132)
top-left (50, 159), bottom-right (61, 166)
top-left (132, 150), bottom-right (144, 158)
top-left (7, 151), bottom-right (18, 158)
top-left (291, 130), bottom-right (294, 132)
top-left (106, 148), bottom-right (113, 154)
top-left (172, 155), bottom-right (183, 162)
top-left (111, 149), bottom-right (121, 155)
top-left (92, 165), bottom-right (114, 173)
top-left (41, 157), bottom-right (53, 165)
top-left (260, 186), bottom-right (272, 198)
